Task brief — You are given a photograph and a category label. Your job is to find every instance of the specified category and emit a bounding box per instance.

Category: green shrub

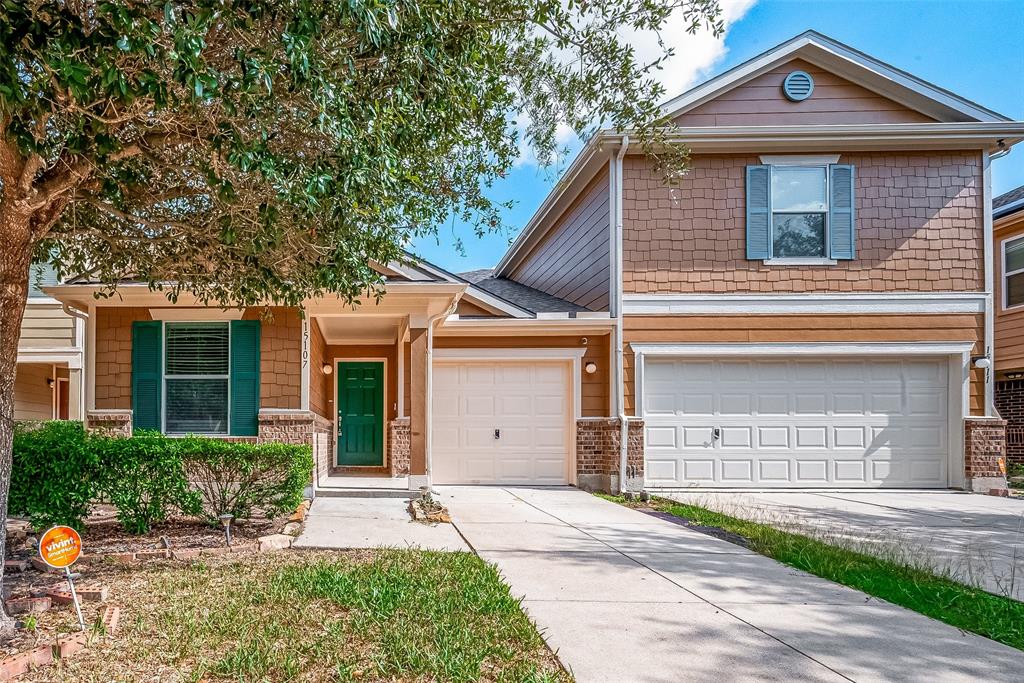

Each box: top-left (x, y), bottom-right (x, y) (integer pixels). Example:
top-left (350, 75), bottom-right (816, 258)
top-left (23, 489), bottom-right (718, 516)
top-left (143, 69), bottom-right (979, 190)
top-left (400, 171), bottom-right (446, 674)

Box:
top-left (11, 421), bottom-right (100, 531)
top-left (178, 437), bottom-right (312, 522)
top-left (93, 431), bottom-right (201, 534)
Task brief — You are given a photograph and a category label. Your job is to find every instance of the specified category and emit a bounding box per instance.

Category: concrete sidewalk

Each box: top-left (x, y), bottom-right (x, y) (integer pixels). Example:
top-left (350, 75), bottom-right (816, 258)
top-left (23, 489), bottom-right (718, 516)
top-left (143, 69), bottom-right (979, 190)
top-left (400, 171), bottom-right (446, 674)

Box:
top-left (439, 486), bottom-right (1024, 683)
top-left (294, 497), bottom-right (468, 551)
top-left (662, 490), bottom-right (1024, 601)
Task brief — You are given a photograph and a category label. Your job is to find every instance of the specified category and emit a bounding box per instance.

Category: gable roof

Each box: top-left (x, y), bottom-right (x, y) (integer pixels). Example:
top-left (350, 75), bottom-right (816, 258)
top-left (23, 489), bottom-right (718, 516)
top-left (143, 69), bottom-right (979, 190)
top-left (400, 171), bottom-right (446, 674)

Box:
top-left (995, 185), bottom-right (1024, 220)
top-left (661, 30), bottom-right (1010, 124)
top-left (459, 269), bottom-right (590, 314)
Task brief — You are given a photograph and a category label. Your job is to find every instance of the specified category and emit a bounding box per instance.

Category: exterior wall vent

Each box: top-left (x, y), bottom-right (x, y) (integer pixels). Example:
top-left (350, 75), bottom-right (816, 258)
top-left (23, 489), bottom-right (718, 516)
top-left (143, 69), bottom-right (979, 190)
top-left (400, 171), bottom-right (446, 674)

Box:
top-left (782, 71), bottom-right (814, 102)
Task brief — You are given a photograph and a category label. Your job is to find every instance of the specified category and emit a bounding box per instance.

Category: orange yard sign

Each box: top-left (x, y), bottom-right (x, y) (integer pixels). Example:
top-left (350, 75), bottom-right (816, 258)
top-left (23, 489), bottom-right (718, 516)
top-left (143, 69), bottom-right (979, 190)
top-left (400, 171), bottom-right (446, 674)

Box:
top-left (39, 526), bottom-right (83, 568)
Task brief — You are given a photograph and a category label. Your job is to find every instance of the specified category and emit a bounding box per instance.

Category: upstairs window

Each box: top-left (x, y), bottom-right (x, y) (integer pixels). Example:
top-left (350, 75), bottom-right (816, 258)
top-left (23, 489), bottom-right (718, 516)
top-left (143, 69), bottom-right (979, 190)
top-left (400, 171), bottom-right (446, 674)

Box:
top-left (771, 166), bottom-right (828, 258)
top-left (1005, 236), bottom-right (1024, 309)
top-left (746, 162), bottom-right (855, 263)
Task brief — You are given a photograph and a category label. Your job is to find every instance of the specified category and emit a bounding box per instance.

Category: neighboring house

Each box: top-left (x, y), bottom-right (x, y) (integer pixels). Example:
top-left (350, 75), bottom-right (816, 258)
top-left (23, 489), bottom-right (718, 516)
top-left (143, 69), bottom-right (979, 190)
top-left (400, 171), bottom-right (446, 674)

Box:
top-left (993, 185), bottom-right (1024, 470)
top-left (45, 31), bottom-right (1024, 494)
top-left (15, 263), bottom-right (85, 422)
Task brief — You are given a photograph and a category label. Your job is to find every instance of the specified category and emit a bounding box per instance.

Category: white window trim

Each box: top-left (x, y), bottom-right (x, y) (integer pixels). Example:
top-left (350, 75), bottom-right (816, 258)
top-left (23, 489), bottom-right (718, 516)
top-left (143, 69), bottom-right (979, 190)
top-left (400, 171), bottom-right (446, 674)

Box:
top-left (764, 162), bottom-right (832, 263)
top-left (763, 258), bottom-right (838, 266)
top-left (629, 341), bottom-right (972, 490)
top-left (149, 308), bottom-right (244, 321)
top-left (161, 321), bottom-right (231, 437)
top-left (1002, 235), bottom-right (1024, 311)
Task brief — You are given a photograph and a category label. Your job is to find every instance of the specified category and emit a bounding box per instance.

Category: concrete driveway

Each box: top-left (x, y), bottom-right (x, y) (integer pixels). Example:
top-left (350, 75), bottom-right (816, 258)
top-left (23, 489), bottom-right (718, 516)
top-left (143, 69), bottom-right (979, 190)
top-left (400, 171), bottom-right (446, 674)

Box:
top-left (662, 490), bottom-right (1024, 601)
top-left (439, 486), bottom-right (1024, 683)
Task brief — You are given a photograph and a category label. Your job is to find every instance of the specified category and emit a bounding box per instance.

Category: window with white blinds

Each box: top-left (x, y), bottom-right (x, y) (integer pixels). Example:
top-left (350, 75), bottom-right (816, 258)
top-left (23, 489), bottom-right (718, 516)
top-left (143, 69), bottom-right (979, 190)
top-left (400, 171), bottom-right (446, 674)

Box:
top-left (1005, 236), bottom-right (1024, 310)
top-left (164, 322), bottom-right (229, 434)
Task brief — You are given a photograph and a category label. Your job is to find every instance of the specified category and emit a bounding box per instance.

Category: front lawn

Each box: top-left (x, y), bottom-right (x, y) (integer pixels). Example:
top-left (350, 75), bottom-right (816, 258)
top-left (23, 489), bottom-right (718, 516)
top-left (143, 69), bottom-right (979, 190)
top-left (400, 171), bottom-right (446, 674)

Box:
top-left (599, 494), bottom-right (1024, 652)
top-left (25, 550), bottom-right (568, 683)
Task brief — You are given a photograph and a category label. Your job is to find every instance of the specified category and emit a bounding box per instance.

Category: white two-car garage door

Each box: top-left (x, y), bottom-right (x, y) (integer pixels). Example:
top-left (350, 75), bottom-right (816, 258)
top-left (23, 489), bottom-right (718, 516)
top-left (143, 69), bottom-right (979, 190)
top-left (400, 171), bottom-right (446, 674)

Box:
top-left (432, 360), bottom-right (571, 484)
top-left (643, 357), bottom-right (950, 488)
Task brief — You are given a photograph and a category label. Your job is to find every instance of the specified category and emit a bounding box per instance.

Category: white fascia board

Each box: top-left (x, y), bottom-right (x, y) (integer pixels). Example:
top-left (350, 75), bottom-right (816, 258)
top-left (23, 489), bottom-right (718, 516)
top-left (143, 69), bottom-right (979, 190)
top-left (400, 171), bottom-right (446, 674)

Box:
top-left (659, 31), bottom-right (1007, 124)
top-left (630, 341), bottom-right (976, 357)
top-left (661, 123), bottom-right (1024, 152)
top-left (622, 292), bottom-right (987, 315)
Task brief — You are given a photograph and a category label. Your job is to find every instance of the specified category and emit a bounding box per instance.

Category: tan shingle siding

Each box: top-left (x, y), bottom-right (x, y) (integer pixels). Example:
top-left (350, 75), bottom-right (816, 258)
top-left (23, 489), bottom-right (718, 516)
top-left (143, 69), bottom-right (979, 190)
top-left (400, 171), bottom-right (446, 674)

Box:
top-left (622, 151), bottom-right (983, 294)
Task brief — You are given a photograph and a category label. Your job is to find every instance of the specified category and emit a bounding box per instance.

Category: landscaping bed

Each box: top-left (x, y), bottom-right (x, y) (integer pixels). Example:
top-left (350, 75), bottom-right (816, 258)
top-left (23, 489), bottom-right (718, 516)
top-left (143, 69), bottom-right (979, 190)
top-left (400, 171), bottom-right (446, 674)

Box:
top-left (11, 549), bottom-right (568, 683)
top-left (600, 493), bottom-right (1024, 653)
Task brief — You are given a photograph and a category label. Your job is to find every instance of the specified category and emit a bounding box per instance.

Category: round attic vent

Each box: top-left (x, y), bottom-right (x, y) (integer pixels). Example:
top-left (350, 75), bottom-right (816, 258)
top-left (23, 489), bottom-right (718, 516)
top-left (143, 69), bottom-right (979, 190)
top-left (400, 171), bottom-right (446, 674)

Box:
top-left (782, 71), bottom-right (814, 102)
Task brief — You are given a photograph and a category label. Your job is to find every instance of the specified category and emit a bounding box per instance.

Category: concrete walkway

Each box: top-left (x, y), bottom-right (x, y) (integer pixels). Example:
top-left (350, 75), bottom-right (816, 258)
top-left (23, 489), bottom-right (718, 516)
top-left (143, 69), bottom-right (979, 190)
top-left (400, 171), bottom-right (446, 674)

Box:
top-left (662, 490), bottom-right (1024, 601)
top-left (438, 486), bottom-right (1024, 683)
top-left (294, 497), bottom-right (468, 551)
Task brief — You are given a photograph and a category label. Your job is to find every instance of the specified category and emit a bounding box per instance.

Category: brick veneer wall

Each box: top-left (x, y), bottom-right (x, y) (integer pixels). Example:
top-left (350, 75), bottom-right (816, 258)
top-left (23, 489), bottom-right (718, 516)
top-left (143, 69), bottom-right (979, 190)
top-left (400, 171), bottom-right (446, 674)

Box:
top-left (995, 380), bottom-right (1024, 469)
top-left (963, 417), bottom-right (1008, 492)
top-left (257, 410), bottom-right (331, 485)
top-left (85, 411), bottom-right (132, 437)
top-left (576, 418), bottom-right (644, 493)
top-left (622, 151), bottom-right (983, 294)
top-left (388, 418), bottom-right (410, 476)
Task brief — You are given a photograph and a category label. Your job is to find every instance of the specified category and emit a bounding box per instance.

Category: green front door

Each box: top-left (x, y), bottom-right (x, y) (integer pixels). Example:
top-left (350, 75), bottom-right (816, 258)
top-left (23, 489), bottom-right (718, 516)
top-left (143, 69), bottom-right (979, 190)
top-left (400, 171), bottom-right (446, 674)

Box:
top-left (337, 361), bottom-right (385, 466)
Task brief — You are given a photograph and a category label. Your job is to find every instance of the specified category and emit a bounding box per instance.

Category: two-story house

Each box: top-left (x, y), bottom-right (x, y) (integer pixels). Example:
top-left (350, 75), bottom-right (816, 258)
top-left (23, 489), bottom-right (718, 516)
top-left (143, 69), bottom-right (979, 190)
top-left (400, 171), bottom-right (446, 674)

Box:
top-left (993, 185), bottom-right (1024, 471)
top-left (46, 31), bottom-right (1024, 495)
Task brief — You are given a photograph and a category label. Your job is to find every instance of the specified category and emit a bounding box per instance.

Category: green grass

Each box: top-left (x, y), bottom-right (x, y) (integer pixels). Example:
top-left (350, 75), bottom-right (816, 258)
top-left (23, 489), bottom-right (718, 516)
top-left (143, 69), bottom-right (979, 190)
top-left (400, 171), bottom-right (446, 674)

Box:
top-left (598, 493), bottom-right (1024, 652)
top-left (42, 550), bottom-right (569, 683)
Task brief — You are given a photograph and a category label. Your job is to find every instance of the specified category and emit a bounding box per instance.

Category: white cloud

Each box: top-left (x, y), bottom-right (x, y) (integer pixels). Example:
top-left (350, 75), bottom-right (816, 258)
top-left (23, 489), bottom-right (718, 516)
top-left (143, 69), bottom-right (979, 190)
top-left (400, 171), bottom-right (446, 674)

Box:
top-left (513, 0), bottom-right (758, 167)
top-left (623, 0), bottom-right (758, 100)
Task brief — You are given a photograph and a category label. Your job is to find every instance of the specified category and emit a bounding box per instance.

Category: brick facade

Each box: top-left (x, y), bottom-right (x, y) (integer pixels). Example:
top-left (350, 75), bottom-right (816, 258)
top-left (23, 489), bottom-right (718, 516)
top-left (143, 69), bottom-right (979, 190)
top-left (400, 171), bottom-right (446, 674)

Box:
top-left (575, 417), bottom-right (644, 493)
top-left (388, 418), bottom-right (411, 476)
top-left (995, 380), bottom-right (1024, 469)
top-left (85, 411), bottom-right (132, 438)
top-left (622, 151), bottom-right (983, 294)
top-left (963, 417), bottom-right (1008, 493)
top-left (257, 410), bottom-right (331, 484)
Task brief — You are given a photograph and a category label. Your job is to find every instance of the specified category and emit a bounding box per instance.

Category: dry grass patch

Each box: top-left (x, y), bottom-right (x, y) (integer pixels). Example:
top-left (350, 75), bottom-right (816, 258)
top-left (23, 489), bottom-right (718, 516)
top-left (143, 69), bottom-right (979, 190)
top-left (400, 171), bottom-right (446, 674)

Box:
top-left (21, 550), bottom-right (569, 682)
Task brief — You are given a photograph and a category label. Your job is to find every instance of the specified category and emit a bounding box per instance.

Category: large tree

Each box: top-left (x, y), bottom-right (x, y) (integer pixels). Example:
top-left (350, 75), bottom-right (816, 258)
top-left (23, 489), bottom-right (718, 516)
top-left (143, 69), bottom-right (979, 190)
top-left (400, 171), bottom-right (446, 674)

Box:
top-left (0, 0), bottom-right (720, 629)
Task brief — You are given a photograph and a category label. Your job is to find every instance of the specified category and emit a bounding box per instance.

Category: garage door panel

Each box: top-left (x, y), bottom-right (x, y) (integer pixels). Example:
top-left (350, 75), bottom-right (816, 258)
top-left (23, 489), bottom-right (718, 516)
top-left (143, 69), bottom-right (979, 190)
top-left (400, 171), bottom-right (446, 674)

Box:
top-left (644, 357), bottom-right (950, 489)
top-left (432, 360), bottom-right (569, 485)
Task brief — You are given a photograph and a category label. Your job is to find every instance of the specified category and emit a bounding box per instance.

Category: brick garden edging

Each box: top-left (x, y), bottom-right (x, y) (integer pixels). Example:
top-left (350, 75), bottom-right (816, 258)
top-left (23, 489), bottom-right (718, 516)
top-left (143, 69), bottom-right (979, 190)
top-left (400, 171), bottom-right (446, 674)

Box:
top-left (0, 605), bottom-right (120, 681)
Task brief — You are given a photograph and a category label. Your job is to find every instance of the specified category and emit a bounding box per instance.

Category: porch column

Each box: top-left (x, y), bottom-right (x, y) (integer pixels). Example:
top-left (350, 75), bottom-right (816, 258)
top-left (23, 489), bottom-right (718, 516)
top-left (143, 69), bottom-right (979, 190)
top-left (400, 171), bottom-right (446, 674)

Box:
top-left (67, 367), bottom-right (82, 421)
top-left (408, 324), bottom-right (428, 487)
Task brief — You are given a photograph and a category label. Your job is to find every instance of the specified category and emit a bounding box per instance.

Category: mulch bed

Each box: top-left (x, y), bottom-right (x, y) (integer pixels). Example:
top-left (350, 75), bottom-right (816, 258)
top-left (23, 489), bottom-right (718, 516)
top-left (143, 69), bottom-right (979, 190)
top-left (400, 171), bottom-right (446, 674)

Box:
top-left (0, 504), bottom-right (298, 675)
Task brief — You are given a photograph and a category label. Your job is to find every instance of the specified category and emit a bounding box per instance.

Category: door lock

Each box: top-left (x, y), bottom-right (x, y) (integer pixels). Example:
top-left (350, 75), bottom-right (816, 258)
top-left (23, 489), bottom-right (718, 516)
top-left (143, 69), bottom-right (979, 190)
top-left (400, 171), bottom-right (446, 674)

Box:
top-left (494, 428), bottom-right (501, 440)
top-left (712, 427), bottom-right (721, 441)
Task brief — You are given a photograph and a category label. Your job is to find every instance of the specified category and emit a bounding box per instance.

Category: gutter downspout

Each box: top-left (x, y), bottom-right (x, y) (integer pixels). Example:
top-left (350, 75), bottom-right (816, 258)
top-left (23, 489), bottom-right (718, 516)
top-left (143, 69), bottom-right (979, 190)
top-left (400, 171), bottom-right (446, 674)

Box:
top-left (424, 295), bottom-right (461, 490)
top-left (983, 150), bottom-right (996, 416)
top-left (614, 135), bottom-right (630, 493)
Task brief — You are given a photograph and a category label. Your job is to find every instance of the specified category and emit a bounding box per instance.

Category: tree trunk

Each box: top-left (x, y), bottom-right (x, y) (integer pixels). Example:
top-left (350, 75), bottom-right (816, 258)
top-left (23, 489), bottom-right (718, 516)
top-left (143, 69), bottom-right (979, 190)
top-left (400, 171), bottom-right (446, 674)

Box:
top-left (0, 211), bottom-right (33, 637)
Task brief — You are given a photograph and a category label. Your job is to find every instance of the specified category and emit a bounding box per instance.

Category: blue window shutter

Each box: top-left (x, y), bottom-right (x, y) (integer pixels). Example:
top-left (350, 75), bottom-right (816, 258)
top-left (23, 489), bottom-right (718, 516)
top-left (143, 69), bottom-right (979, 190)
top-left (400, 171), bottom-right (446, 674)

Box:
top-left (131, 321), bottom-right (163, 432)
top-left (746, 165), bottom-right (771, 260)
top-left (829, 164), bottom-right (856, 260)
top-left (229, 320), bottom-right (261, 436)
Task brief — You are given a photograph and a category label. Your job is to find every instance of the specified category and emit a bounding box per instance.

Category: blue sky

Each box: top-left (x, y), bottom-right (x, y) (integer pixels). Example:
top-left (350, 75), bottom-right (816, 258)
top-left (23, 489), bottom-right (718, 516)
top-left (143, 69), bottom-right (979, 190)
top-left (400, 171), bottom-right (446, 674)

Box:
top-left (412, 0), bottom-right (1024, 273)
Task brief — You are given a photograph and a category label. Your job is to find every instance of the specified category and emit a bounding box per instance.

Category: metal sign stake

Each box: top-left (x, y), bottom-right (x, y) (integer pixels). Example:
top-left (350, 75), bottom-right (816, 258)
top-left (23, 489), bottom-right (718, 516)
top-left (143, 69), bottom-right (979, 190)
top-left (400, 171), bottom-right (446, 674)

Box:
top-left (64, 567), bottom-right (85, 631)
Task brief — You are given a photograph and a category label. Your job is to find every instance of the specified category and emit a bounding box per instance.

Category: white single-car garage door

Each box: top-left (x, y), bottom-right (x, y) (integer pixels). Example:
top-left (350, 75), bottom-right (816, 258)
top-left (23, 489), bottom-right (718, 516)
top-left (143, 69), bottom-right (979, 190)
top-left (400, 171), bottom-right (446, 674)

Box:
top-left (432, 360), bottom-right (571, 484)
top-left (643, 357), bottom-right (950, 488)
